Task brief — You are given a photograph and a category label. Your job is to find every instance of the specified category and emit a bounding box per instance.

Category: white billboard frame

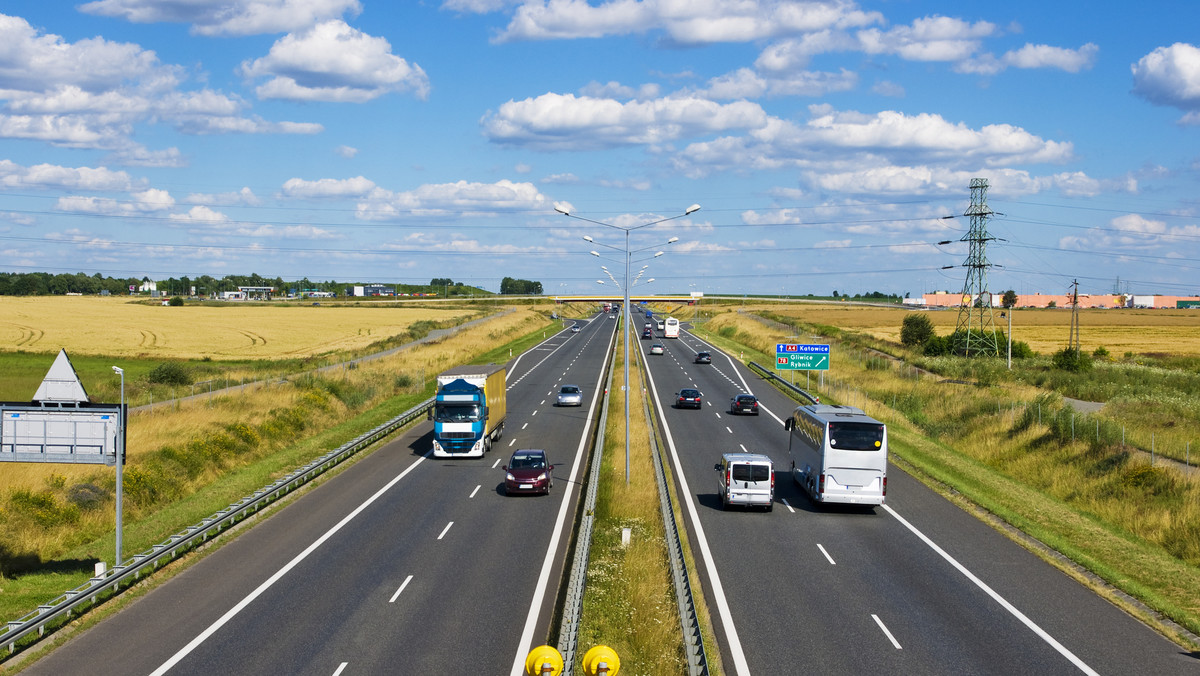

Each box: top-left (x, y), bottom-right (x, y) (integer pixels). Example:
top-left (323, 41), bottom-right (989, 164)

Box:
top-left (0, 402), bottom-right (124, 465)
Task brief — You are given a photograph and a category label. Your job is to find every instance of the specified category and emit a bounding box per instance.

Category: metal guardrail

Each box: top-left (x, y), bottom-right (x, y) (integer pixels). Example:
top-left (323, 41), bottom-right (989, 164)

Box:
top-left (1, 398), bottom-right (435, 657)
top-left (557, 334), bottom-right (617, 671)
top-left (748, 361), bottom-right (820, 405)
top-left (643, 367), bottom-right (708, 674)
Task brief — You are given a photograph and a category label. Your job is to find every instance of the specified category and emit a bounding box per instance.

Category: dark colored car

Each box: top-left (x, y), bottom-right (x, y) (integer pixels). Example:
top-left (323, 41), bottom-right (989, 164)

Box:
top-left (729, 394), bottom-right (759, 415)
top-left (642, 328), bottom-right (652, 339)
top-left (694, 351), bottom-right (711, 364)
top-left (504, 449), bottom-right (554, 495)
top-left (675, 388), bottom-right (702, 409)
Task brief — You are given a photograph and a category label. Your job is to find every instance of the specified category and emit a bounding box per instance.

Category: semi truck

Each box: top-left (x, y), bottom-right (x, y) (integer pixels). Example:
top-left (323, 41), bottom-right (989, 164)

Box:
top-left (432, 364), bottom-right (507, 458)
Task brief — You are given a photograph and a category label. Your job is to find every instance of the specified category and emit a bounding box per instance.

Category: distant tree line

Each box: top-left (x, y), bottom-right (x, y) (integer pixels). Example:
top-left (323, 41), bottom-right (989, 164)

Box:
top-left (499, 277), bottom-right (543, 295)
top-left (0, 272), bottom-right (493, 297)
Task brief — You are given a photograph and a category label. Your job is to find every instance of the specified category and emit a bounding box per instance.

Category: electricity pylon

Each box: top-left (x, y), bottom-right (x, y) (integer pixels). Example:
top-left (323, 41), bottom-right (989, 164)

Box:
top-left (953, 178), bottom-right (1001, 356)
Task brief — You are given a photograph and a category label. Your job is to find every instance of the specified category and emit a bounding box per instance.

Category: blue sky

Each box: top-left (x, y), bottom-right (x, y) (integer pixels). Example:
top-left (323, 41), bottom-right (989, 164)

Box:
top-left (1, 1), bottom-right (1199, 298)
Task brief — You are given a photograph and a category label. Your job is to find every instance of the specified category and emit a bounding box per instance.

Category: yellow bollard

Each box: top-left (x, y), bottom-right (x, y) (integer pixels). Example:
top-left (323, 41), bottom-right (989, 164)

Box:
top-left (524, 645), bottom-right (564, 676)
top-left (582, 645), bottom-right (620, 675)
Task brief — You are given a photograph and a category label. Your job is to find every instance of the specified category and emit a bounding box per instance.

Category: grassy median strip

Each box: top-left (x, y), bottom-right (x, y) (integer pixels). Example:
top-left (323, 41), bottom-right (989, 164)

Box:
top-left (575, 333), bottom-right (686, 673)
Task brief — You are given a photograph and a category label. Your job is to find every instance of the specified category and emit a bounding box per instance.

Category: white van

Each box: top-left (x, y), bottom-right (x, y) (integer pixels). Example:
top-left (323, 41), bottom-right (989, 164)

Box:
top-left (784, 404), bottom-right (887, 505)
top-left (714, 453), bottom-right (774, 511)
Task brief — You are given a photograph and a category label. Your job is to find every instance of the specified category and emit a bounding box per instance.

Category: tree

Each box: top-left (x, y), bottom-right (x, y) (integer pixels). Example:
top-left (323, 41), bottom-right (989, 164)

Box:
top-left (900, 313), bottom-right (935, 347)
top-left (1047, 300), bottom-right (1057, 308)
top-left (1001, 289), bottom-right (1018, 309)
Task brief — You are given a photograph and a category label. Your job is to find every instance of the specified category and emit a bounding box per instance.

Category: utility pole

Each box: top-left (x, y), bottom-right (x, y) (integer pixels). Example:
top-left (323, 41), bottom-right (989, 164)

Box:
top-left (1068, 279), bottom-right (1081, 352)
top-left (953, 177), bottom-right (1001, 356)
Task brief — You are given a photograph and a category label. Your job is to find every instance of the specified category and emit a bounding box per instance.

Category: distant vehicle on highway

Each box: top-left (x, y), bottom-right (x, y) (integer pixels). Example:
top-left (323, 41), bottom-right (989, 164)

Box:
top-left (664, 317), bottom-right (680, 338)
top-left (785, 404), bottom-right (887, 506)
top-left (556, 384), bottom-right (583, 407)
top-left (694, 351), bottom-right (711, 364)
top-left (642, 328), bottom-right (652, 339)
top-left (715, 453), bottom-right (774, 511)
top-left (503, 449), bottom-right (554, 495)
top-left (729, 394), bottom-right (759, 415)
top-left (656, 321), bottom-right (664, 330)
top-left (570, 324), bottom-right (580, 333)
top-left (675, 388), bottom-right (702, 409)
top-left (650, 343), bottom-right (664, 355)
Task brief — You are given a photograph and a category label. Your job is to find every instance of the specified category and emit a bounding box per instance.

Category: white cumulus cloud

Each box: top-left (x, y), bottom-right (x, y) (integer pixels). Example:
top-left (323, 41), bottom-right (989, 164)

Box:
top-left (79, 0), bottom-right (363, 37)
top-left (1132, 43), bottom-right (1200, 123)
top-left (240, 21), bottom-right (430, 102)
top-left (282, 176), bottom-right (377, 198)
top-left (483, 93), bottom-right (770, 150)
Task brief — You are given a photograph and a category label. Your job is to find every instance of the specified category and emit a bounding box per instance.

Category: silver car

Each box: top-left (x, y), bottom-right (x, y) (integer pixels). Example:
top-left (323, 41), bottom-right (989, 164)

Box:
top-left (556, 384), bottom-right (583, 407)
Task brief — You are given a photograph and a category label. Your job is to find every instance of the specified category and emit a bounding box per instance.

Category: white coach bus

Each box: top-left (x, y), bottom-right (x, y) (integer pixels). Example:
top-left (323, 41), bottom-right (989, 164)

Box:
top-left (784, 404), bottom-right (887, 505)
top-left (663, 316), bottom-right (680, 338)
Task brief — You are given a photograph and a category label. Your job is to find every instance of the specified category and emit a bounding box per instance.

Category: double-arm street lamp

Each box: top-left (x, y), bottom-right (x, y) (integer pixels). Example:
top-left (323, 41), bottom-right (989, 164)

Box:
top-left (555, 204), bottom-right (699, 484)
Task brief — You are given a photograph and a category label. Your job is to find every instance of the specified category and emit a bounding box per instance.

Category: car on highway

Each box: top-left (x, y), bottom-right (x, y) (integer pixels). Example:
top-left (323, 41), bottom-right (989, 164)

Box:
top-left (570, 324), bottom-right (580, 333)
top-left (715, 453), bottom-right (774, 511)
top-left (644, 322), bottom-right (652, 329)
top-left (642, 328), bottom-right (652, 339)
top-left (650, 343), bottom-right (664, 355)
top-left (729, 394), bottom-right (759, 415)
top-left (503, 449), bottom-right (554, 495)
top-left (657, 321), bottom-right (665, 330)
top-left (675, 388), bottom-right (702, 409)
top-left (609, 313), bottom-right (617, 319)
top-left (556, 384), bottom-right (583, 407)
top-left (694, 351), bottom-right (711, 364)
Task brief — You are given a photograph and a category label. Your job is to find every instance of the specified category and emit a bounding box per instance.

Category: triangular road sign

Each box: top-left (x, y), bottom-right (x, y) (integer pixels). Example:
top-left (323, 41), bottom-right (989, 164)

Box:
top-left (32, 349), bottom-right (90, 403)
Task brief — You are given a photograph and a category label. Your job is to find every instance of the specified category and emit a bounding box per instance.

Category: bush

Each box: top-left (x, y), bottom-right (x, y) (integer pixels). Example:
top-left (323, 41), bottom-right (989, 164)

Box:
top-left (9, 489), bottom-right (79, 527)
top-left (923, 335), bottom-right (953, 356)
top-left (148, 361), bottom-right (193, 386)
top-left (900, 313), bottom-right (935, 347)
top-left (168, 296), bottom-right (184, 307)
top-left (1052, 347), bottom-right (1093, 372)
top-left (1093, 346), bottom-right (1110, 360)
top-left (66, 483), bottom-right (108, 510)
top-left (1011, 341), bottom-right (1034, 359)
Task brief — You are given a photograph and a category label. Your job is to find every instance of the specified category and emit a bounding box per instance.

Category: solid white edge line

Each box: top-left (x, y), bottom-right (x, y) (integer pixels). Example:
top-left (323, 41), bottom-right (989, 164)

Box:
top-left (884, 504), bottom-right (1099, 675)
top-left (389, 575), bottom-right (414, 603)
top-left (149, 453), bottom-right (430, 676)
top-left (508, 315), bottom-right (618, 676)
top-left (872, 614), bottom-right (902, 649)
top-left (817, 543), bottom-right (836, 565)
top-left (641, 343), bottom-right (751, 675)
top-left (437, 522), bottom-right (453, 540)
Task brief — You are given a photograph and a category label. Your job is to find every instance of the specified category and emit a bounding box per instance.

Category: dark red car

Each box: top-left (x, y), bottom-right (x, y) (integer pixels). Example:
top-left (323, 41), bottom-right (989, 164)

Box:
top-left (503, 449), bottom-right (554, 495)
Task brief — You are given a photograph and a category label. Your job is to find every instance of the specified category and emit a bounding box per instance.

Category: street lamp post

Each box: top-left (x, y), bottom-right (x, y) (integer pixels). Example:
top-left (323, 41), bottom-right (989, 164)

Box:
top-left (111, 366), bottom-right (125, 567)
top-left (556, 204), bottom-right (699, 484)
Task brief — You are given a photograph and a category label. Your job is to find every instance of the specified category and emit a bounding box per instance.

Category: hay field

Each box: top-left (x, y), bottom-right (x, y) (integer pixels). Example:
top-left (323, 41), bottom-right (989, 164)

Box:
top-left (757, 303), bottom-right (1200, 356)
top-left (0, 296), bottom-right (469, 360)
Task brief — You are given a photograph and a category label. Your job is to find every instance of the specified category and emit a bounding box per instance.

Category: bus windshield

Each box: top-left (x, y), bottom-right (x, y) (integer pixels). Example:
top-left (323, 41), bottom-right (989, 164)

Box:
top-left (827, 422), bottom-right (884, 451)
top-left (436, 403), bottom-right (481, 422)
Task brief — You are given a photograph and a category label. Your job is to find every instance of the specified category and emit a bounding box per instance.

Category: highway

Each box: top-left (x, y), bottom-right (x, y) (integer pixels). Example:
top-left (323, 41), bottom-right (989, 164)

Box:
top-left (636, 311), bottom-right (1194, 675)
top-left (25, 314), bottom-right (616, 676)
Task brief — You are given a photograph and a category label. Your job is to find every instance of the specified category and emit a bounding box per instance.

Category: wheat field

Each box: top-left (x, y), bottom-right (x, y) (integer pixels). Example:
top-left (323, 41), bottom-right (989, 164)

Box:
top-left (0, 296), bottom-right (468, 360)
